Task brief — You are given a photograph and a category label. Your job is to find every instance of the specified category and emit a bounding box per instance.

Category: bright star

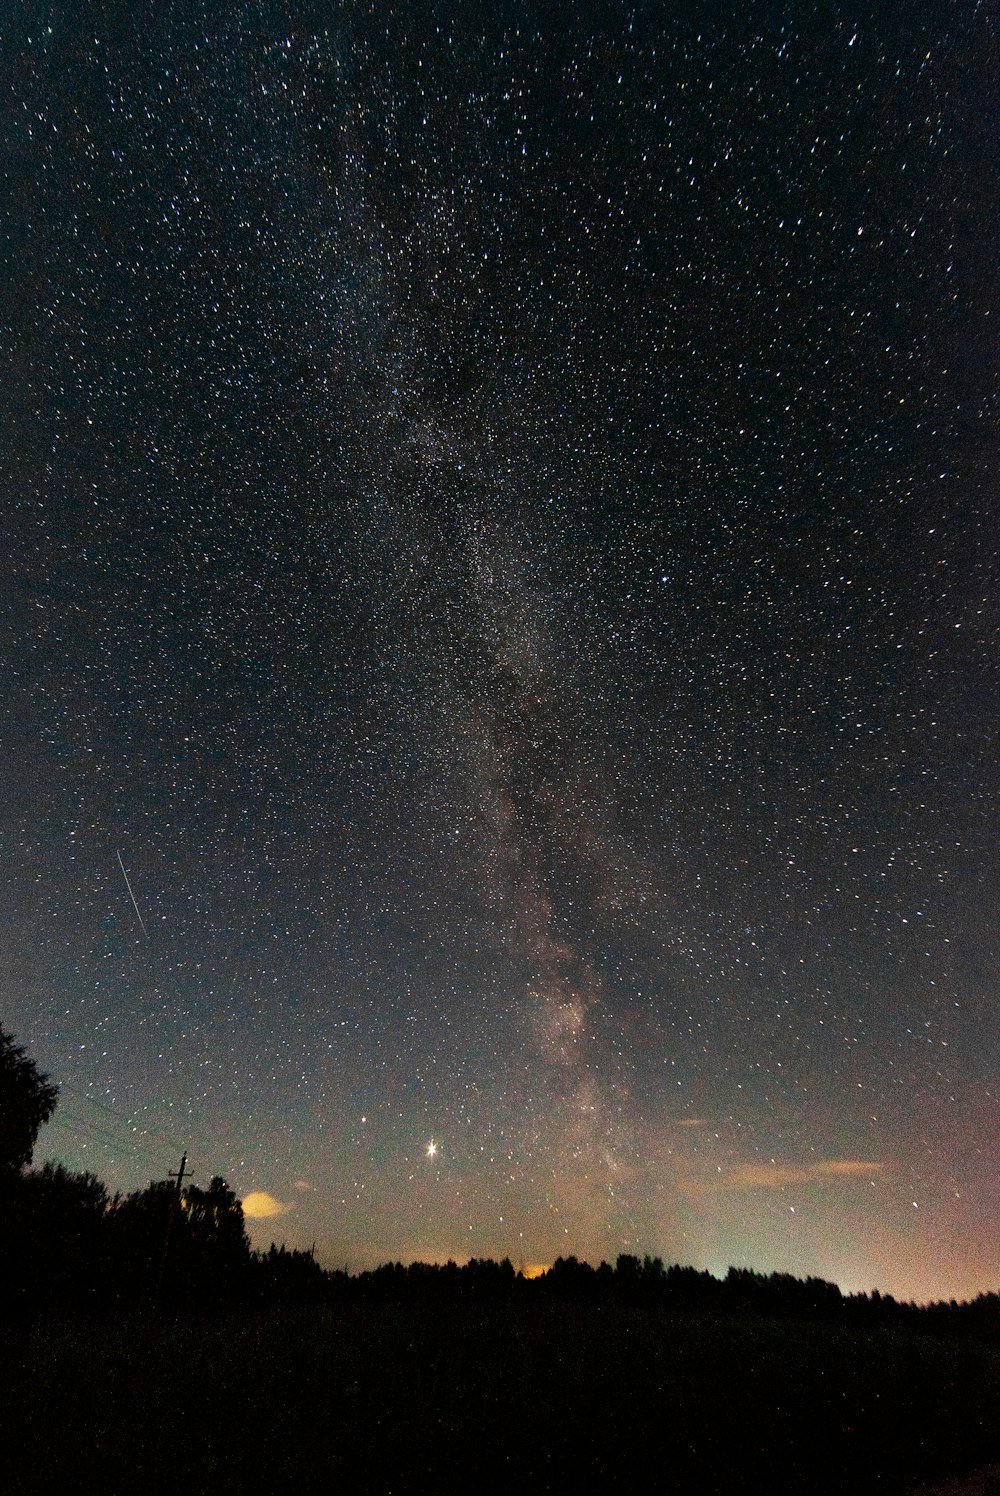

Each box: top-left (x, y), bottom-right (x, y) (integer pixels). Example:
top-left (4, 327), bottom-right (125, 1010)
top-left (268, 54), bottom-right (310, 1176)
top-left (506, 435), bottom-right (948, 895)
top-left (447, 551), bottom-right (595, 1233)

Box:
top-left (426, 1140), bottom-right (438, 1158)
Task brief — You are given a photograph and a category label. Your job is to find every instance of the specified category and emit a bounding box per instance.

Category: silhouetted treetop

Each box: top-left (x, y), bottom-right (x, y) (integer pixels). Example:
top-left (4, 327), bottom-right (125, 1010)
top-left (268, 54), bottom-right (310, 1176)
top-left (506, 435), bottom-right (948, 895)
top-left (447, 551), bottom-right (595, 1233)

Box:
top-left (0, 1025), bottom-right (58, 1174)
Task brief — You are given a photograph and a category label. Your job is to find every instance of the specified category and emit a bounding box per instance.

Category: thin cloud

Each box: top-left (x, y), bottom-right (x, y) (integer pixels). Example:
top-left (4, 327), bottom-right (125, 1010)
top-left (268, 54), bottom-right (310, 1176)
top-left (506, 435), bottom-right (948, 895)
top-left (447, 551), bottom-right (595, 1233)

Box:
top-left (241, 1190), bottom-right (294, 1219)
top-left (728, 1160), bottom-right (884, 1190)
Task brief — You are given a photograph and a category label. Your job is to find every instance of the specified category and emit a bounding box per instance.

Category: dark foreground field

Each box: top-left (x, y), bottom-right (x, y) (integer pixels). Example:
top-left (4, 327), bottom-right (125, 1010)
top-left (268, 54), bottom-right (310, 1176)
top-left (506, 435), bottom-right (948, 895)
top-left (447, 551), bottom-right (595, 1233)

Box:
top-left (7, 1300), bottom-right (1000, 1494)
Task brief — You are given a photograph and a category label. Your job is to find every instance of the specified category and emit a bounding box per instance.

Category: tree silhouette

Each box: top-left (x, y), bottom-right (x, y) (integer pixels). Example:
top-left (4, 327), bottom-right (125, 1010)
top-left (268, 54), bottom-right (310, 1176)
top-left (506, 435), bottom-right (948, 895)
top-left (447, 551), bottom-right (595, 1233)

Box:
top-left (0, 1029), bottom-right (60, 1367)
top-left (105, 1179), bottom-right (181, 1299)
top-left (12, 1163), bottom-right (111, 1308)
top-left (182, 1176), bottom-right (251, 1297)
top-left (0, 1025), bottom-right (58, 1174)
top-left (184, 1176), bottom-right (248, 1255)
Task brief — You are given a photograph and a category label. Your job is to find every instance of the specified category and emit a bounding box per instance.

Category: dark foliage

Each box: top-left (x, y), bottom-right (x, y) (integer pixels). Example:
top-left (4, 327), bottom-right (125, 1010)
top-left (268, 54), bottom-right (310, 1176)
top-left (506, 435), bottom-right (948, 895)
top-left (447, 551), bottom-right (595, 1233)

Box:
top-left (0, 1025), bottom-right (58, 1175)
top-left (5, 1030), bottom-right (1000, 1492)
top-left (250, 1243), bottom-right (337, 1303)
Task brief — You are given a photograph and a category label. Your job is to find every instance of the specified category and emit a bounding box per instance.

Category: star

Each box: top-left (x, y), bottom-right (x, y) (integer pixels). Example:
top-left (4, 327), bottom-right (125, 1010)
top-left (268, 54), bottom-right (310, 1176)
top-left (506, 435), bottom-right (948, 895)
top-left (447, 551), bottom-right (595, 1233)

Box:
top-left (3, 4), bottom-right (994, 1306)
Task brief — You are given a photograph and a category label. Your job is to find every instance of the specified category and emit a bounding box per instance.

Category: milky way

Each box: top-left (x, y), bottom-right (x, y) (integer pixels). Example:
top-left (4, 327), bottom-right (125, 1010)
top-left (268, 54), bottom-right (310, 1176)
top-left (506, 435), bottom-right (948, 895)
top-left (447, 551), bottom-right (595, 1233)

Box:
top-left (3, 3), bottom-right (998, 1299)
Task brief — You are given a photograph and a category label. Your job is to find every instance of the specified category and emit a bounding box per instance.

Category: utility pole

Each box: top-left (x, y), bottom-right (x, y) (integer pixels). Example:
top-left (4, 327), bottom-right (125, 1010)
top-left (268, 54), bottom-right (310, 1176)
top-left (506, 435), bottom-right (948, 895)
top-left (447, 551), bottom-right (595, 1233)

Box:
top-left (154, 1152), bottom-right (191, 1309)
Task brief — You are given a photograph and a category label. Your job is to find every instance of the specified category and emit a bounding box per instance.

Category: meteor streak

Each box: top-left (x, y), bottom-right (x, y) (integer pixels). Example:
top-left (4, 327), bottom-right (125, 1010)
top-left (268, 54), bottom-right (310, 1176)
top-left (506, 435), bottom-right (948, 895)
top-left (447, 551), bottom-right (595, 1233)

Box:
top-left (117, 850), bottom-right (149, 938)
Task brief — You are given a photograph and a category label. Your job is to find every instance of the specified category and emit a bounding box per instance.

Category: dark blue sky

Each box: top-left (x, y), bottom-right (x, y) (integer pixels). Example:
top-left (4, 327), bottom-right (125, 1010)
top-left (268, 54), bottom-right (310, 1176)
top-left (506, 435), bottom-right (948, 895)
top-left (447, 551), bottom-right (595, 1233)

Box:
top-left (3, 1), bottom-right (997, 1298)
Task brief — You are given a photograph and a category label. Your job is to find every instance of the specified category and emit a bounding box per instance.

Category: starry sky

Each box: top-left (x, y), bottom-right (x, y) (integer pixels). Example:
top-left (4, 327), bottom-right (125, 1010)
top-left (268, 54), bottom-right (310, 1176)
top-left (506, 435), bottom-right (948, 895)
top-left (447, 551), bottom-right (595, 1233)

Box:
top-left (3, 1), bottom-right (998, 1302)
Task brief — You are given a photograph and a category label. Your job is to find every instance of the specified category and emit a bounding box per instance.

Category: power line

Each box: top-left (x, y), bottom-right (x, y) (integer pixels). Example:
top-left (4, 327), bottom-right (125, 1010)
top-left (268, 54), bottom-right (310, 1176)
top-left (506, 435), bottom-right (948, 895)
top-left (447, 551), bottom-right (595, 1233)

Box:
top-left (55, 1079), bottom-right (189, 1152)
top-left (57, 1079), bottom-right (137, 1120)
top-left (47, 1094), bottom-right (189, 1171)
top-left (50, 1107), bottom-right (160, 1159)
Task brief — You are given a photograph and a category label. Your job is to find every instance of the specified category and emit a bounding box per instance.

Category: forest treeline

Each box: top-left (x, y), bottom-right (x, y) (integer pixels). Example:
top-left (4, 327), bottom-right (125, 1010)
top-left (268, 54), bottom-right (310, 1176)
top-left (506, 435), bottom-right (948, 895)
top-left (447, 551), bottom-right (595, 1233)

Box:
top-left (351, 1253), bottom-right (1000, 1347)
top-left (9, 1169), bottom-right (1000, 1347)
top-left (3, 1024), bottom-right (999, 1344)
top-left (8, 1028), bottom-right (1000, 1495)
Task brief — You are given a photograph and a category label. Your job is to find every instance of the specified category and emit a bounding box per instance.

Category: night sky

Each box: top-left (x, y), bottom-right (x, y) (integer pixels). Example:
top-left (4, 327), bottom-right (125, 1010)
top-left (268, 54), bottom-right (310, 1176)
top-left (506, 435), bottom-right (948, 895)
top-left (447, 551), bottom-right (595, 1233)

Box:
top-left (3, 2), bottom-right (998, 1302)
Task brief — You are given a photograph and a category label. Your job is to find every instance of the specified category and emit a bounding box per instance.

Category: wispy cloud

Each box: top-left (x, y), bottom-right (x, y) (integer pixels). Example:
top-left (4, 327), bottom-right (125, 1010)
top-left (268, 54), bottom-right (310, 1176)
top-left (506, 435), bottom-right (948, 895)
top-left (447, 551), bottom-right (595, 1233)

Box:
top-left (241, 1190), bottom-right (294, 1219)
top-left (728, 1159), bottom-right (884, 1190)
